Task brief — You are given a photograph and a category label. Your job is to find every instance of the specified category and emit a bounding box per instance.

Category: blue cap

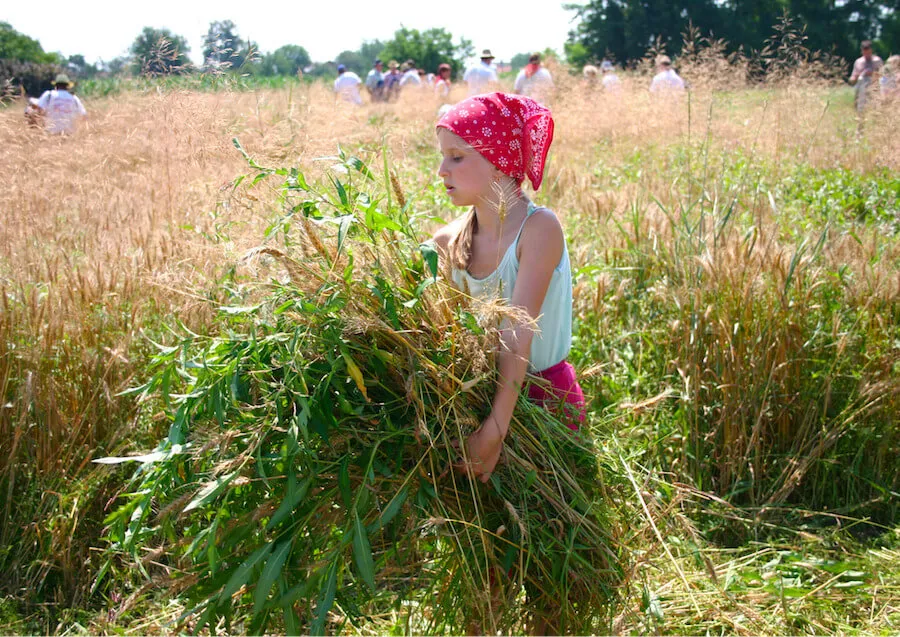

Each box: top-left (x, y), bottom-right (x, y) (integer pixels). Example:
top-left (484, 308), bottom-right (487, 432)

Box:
top-left (337, 64), bottom-right (346, 72)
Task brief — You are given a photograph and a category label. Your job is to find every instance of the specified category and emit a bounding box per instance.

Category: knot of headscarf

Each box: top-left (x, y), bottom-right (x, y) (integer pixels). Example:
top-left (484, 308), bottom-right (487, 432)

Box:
top-left (436, 92), bottom-right (555, 191)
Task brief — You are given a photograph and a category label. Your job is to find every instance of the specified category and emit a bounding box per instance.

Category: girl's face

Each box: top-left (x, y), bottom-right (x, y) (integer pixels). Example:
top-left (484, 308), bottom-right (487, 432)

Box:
top-left (437, 129), bottom-right (498, 208)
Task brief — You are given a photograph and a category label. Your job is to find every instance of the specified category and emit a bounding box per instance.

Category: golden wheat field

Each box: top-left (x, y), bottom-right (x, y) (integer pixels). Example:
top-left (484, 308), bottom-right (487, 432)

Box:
top-left (1, 66), bottom-right (900, 634)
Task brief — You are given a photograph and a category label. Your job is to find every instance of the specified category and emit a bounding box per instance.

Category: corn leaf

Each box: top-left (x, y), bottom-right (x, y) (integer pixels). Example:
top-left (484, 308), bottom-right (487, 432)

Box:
top-left (254, 539), bottom-right (292, 614)
top-left (352, 511), bottom-right (376, 592)
top-left (183, 471), bottom-right (238, 513)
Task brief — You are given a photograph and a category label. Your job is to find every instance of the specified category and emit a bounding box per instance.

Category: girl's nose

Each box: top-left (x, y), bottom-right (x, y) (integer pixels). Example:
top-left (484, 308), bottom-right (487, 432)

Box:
top-left (438, 159), bottom-right (449, 177)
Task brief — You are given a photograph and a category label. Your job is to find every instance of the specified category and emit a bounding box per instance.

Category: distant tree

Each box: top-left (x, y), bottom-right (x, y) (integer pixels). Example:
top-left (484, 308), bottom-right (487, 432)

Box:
top-left (334, 49), bottom-right (368, 75)
top-left (379, 27), bottom-right (473, 76)
top-left (512, 48), bottom-right (560, 70)
top-left (102, 56), bottom-right (129, 76)
top-left (0, 22), bottom-right (58, 63)
top-left (260, 44), bottom-right (310, 76)
top-left (203, 20), bottom-right (253, 70)
top-left (878, 10), bottom-right (900, 56)
top-left (129, 27), bottom-right (191, 75)
top-left (358, 40), bottom-right (386, 67)
top-left (563, 41), bottom-right (592, 69)
top-left (330, 40), bottom-right (385, 76)
top-left (0, 58), bottom-right (62, 95)
top-left (566, 0), bottom-right (894, 67)
top-left (65, 54), bottom-right (100, 79)
top-left (510, 52), bottom-right (531, 71)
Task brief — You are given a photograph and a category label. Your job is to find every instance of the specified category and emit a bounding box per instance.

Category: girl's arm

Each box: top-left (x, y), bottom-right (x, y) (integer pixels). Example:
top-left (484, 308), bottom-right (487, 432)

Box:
top-left (463, 209), bottom-right (564, 482)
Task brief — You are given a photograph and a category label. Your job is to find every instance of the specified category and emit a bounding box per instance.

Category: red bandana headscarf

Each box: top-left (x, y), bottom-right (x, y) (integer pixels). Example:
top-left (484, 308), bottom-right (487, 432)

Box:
top-left (436, 92), bottom-right (554, 191)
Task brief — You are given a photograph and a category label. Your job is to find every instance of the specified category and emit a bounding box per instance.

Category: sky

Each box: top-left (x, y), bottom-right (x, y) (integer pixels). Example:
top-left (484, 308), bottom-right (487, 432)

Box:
top-left (5, 0), bottom-right (583, 66)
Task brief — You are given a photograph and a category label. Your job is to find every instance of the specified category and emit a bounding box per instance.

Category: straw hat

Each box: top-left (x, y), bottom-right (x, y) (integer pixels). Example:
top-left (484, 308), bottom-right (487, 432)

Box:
top-left (53, 73), bottom-right (73, 87)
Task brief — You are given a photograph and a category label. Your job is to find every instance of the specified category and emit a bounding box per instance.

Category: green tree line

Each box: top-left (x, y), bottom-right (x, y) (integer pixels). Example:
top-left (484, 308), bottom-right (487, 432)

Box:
top-left (565, 0), bottom-right (900, 67)
top-left (1, 19), bottom-right (473, 93)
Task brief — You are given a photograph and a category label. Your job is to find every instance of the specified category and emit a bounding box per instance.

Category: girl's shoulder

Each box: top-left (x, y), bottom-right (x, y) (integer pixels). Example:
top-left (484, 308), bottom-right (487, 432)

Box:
top-left (517, 206), bottom-right (564, 264)
top-left (524, 205), bottom-right (563, 236)
top-left (431, 215), bottom-right (468, 252)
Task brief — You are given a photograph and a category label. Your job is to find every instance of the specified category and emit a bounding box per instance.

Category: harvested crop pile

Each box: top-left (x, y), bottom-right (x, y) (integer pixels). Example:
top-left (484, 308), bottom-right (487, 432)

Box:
top-left (99, 147), bottom-right (622, 635)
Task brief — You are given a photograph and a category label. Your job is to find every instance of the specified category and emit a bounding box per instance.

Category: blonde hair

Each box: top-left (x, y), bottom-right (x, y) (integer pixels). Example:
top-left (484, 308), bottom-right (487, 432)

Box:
top-left (445, 176), bottom-right (519, 271)
top-left (447, 208), bottom-right (478, 271)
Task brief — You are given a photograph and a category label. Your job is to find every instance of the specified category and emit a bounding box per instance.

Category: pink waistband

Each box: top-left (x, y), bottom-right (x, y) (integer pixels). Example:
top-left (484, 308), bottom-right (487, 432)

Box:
top-left (534, 358), bottom-right (571, 378)
top-left (527, 359), bottom-right (586, 429)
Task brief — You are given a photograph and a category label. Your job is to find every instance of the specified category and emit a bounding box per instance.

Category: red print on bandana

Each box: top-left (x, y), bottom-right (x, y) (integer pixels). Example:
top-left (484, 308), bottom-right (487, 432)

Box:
top-left (436, 92), bottom-right (555, 191)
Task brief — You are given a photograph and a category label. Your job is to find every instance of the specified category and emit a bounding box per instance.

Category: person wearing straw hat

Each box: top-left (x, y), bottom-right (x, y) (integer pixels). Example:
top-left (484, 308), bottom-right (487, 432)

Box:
top-left (383, 60), bottom-right (403, 101)
top-left (463, 48), bottom-right (499, 95)
top-left (399, 59), bottom-right (423, 89)
top-left (34, 73), bottom-right (87, 134)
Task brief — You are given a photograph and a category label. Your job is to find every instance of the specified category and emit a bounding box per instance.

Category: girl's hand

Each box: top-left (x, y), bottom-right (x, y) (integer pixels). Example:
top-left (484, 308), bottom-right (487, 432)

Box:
top-left (456, 414), bottom-right (507, 483)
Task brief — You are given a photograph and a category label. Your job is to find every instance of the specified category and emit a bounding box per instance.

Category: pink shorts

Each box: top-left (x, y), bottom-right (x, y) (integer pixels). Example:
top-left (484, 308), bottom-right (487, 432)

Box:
top-left (526, 360), bottom-right (586, 430)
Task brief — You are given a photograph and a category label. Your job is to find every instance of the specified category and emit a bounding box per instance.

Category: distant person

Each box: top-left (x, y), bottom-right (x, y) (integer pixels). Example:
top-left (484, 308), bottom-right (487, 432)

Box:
top-left (600, 60), bottom-right (621, 91)
top-left (434, 63), bottom-right (453, 100)
top-left (514, 53), bottom-right (554, 103)
top-left (582, 64), bottom-right (599, 87)
top-left (384, 60), bottom-right (403, 101)
top-left (333, 64), bottom-right (362, 105)
top-left (34, 74), bottom-right (87, 134)
top-left (881, 55), bottom-right (900, 99)
top-left (463, 49), bottom-right (499, 96)
top-left (649, 55), bottom-right (685, 92)
top-left (400, 60), bottom-right (423, 89)
top-left (850, 40), bottom-right (884, 112)
top-left (365, 59), bottom-right (385, 102)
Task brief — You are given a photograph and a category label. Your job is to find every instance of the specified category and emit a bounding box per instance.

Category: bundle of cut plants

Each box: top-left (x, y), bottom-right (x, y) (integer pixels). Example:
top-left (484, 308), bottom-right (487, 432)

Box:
top-left (98, 147), bottom-right (622, 635)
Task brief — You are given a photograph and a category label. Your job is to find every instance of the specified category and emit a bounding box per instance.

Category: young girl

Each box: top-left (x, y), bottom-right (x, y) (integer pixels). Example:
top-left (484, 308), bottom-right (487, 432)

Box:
top-left (434, 63), bottom-right (452, 100)
top-left (431, 92), bottom-right (585, 484)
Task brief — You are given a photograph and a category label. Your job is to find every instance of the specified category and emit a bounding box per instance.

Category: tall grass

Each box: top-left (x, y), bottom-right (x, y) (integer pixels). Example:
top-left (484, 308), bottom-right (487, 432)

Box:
top-left (1, 35), bottom-right (899, 631)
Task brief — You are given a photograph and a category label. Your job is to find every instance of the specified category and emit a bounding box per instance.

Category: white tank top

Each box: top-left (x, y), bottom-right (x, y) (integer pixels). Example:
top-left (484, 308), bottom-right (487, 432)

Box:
top-left (451, 203), bottom-right (573, 372)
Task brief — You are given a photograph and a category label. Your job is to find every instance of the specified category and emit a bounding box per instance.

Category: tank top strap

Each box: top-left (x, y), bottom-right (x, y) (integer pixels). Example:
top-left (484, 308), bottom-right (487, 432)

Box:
top-left (513, 201), bottom-right (543, 252)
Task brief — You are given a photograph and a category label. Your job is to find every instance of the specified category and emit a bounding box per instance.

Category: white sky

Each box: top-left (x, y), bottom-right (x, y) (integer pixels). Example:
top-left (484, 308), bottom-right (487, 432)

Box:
top-left (5, 0), bottom-right (583, 66)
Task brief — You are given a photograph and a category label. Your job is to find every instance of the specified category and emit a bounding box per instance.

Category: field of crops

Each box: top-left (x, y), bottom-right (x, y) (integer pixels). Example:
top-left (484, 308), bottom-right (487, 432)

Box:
top-left (1, 66), bottom-right (899, 635)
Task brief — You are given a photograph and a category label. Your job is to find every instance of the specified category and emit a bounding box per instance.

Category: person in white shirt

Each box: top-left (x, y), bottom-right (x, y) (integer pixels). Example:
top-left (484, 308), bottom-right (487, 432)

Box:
top-left (399, 60), bottom-right (423, 89)
top-left (513, 52), bottom-right (554, 103)
top-left (35, 74), bottom-right (87, 135)
top-left (463, 49), bottom-right (499, 96)
top-left (600, 60), bottom-right (621, 91)
top-left (850, 40), bottom-right (884, 112)
top-left (334, 64), bottom-right (363, 105)
top-left (434, 63), bottom-right (452, 101)
top-left (365, 59), bottom-right (385, 102)
top-left (649, 55), bottom-right (685, 92)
